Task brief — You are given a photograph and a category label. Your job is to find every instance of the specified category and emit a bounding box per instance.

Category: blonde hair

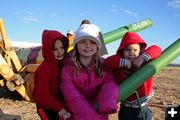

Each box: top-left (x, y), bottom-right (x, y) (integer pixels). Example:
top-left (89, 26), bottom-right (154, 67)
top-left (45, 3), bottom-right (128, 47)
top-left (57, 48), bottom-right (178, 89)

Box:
top-left (71, 46), bottom-right (103, 77)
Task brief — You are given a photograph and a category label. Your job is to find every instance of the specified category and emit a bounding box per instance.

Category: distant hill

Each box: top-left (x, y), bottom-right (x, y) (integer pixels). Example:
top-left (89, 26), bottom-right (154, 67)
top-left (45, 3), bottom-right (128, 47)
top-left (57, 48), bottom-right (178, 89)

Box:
top-left (168, 64), bottom-right (180, 67)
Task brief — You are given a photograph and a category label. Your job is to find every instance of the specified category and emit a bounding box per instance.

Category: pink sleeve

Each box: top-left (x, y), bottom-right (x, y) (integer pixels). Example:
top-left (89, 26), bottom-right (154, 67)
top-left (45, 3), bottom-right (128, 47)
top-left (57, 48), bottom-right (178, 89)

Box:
top-left (60, 65), bottom-right (101, 120)
top-left (97, 72), bottom-right (119, 114)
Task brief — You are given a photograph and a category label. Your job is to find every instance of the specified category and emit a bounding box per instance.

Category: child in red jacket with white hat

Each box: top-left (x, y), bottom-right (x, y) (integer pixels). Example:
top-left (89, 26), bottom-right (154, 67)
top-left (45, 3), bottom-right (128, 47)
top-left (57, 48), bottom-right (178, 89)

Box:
top-left (104, 32), bottom-right (162, 120)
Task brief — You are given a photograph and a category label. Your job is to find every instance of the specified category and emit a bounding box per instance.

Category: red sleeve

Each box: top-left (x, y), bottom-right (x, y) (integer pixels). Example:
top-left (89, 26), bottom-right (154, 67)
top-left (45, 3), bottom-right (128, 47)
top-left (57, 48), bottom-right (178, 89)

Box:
top-left (32, 63), bottom-right (64, 112)
top-left (144, 45), bottom-right (162, 60)
top-left (103, 55), bottom-right (121, 71)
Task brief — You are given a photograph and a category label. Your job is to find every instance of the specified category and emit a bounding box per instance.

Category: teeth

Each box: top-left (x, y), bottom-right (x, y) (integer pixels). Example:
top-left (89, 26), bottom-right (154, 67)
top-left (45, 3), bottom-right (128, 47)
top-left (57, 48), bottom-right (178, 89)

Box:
top-left (84, 50), bottom-right (91, 52)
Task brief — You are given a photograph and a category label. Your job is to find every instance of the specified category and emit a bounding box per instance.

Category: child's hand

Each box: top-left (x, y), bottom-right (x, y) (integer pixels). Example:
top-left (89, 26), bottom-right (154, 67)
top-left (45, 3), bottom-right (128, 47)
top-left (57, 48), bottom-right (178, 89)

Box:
top-left (132, 57), bottom-right (145, 68)
top-left (58, 108), bottom-right (71, 120)
top-left (125, 59), bottom-right (132, 69)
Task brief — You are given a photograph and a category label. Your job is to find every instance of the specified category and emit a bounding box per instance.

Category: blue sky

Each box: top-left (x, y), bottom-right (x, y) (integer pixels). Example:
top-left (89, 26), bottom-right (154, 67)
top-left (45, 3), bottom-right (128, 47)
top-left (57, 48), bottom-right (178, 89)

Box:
top-left (0, 0), bottom-right (180, 64)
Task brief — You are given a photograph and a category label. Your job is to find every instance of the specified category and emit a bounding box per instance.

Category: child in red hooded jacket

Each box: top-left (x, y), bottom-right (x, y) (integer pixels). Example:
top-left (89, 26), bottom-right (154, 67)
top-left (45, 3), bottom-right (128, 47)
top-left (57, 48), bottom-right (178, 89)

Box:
top-left (33, 30), bottom-right (70, 120)
top-left (104, 32), bottom-right (162, 120)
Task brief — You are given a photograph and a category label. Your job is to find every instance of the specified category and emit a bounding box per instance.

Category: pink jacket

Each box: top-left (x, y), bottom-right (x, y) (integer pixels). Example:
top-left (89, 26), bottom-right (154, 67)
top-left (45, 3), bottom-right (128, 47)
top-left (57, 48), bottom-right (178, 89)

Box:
top-left (60, 59), bottom-right (119, 120)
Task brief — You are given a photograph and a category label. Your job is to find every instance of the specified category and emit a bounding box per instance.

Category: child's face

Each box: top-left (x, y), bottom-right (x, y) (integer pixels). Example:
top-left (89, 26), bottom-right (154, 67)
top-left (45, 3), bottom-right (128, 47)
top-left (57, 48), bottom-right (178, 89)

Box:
top-left (123, 44), bottom-right (140, 59)
top-left (53, 39), bottom-right (65, 60)
top-left (76, 39), bottom-right (98, 57)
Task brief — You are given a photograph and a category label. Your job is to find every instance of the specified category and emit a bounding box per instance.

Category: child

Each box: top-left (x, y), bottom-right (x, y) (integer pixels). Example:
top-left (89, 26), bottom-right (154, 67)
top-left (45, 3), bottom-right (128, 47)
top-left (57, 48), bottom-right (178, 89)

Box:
top-left (104, 32), bottom-right (162, 120)
top-left (66, 29), bottom-right (75, 48)
top-left (80, 19), bottom-right (108, 56)
top-left (32, 30), bottom-right (70, 120)
top-left (60, 24), bottom-right (119, 120)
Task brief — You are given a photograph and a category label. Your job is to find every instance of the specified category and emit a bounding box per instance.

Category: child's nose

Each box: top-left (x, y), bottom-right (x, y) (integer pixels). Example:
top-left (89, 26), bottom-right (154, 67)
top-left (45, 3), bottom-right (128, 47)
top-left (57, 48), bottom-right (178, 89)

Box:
top-left (85, 42), bottom-right (91, 47)
top-left (130, 51), bottom-right (135, 55)
top-left (57, 48), bottom-right (62, 53)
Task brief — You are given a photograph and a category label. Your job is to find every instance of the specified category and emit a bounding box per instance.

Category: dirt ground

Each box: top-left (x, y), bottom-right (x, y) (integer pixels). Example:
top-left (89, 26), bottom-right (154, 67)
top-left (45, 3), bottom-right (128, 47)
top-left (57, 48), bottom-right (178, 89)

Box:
top-left (0, 66), bottom-right (179, 120)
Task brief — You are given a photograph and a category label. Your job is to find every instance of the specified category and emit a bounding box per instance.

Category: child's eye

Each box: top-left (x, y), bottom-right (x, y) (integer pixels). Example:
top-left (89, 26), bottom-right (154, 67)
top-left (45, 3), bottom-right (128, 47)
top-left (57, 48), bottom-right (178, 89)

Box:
top-left (134, 49), bottom-right (139, 52)
top-left (90, 41), bottom-right (96, 44)
top-left (79, 40), bottom-right (85, 43)
top-left (54, 47), bottom-right (64, 51)
top-left (125, 48), bottom-right (130, 51)
top-left (53, 48), bottom-right (58, 51)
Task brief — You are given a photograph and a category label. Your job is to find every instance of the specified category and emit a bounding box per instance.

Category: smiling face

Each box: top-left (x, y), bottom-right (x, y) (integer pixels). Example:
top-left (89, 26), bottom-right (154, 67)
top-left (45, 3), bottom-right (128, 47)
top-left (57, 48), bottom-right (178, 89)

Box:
top-left (76, 39), bottom-right (98, 58)
top-left (53, 39), bottom-right (65, 60)
top-left (123, 44), bottom-right (140, 59)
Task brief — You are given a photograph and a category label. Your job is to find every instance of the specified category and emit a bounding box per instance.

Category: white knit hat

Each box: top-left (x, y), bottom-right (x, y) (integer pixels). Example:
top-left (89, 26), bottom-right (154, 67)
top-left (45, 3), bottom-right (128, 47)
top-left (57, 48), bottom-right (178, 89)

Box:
top-left (73, 24), bottom-right (102, 49)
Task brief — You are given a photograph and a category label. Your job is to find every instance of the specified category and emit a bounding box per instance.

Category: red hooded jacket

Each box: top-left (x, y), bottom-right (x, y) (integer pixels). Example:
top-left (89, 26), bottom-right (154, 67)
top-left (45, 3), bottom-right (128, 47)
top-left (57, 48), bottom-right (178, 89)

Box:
top-left (104, 32), bottom-right (161, 103)
top-left (32, 30), bottom-right (69, 112)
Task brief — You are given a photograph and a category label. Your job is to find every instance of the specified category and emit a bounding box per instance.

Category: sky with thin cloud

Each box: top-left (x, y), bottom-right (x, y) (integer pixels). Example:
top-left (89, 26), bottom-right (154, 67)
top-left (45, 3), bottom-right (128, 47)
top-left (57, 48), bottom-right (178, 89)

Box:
top-left (0, 0), bottom-right (179, 64)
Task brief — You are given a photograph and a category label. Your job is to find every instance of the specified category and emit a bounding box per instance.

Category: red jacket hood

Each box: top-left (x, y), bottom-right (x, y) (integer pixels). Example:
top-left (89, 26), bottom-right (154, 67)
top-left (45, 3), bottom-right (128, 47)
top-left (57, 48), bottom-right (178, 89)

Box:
top-left (116, 32), bottom-right (147, 54)
top-left (42, 30), bottom-right (69, 64)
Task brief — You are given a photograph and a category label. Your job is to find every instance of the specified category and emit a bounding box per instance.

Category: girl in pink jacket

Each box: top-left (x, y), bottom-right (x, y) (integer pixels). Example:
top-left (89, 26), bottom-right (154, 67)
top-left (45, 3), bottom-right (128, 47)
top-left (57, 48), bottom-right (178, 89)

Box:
top-left (60, 24), bottom-right (119, 120)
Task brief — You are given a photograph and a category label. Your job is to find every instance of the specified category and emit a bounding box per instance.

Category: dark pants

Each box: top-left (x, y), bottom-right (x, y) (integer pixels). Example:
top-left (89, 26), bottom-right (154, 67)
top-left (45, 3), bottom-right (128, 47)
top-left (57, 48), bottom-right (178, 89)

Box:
top-left (118, 105), bottom-right (152, 120)
top-left (43, 109), bottom-right (59, 120)
top-left (37, 107), bottom-right (59, 120)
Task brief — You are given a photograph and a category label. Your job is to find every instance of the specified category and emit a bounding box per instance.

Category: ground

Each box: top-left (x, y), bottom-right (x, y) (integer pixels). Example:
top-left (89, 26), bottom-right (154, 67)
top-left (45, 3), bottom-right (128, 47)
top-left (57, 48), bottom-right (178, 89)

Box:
top-left (0, 66), bottom-right (179, 120)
